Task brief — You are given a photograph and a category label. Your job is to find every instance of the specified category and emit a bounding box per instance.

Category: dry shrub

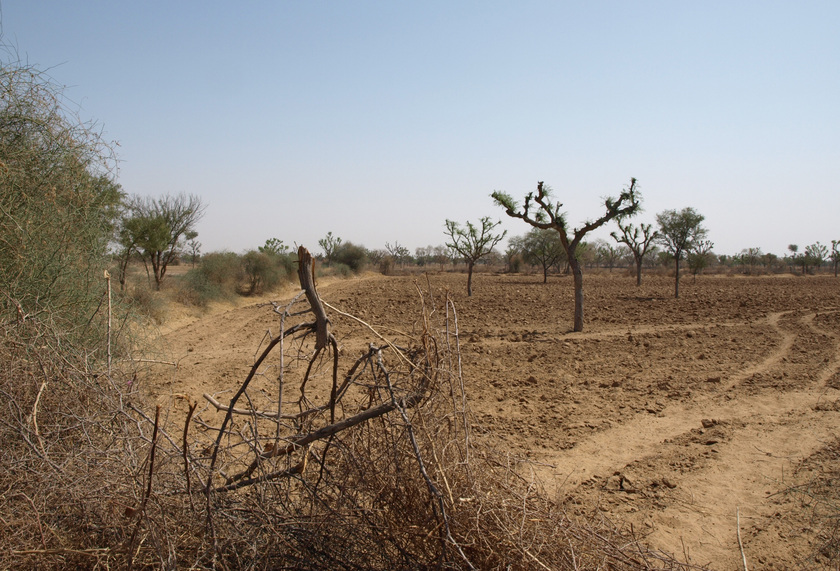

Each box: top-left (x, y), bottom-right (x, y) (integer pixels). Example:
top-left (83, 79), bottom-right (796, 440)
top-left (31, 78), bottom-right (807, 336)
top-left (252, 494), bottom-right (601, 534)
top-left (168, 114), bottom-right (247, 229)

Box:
top-left (0, 314), bottom-right (145, 569)
top-left (1, 275), bottom-right (692, 569)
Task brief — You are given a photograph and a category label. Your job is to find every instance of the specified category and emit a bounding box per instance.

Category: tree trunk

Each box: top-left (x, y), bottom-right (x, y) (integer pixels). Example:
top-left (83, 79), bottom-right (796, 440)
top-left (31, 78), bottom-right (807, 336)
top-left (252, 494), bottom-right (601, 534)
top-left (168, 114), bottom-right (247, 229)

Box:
top-left (635, 254), bottom-right (643, 286)
top-left (674, 255), bottom-right (681, 299)
top-left (570, 258), bottom-right (584, 332)
top-left (542, 263), bottom-right (549, 283)
top-left (151, 252), bottom-right (163, 290)
top-left (466, 260), bottom-right (475, 297)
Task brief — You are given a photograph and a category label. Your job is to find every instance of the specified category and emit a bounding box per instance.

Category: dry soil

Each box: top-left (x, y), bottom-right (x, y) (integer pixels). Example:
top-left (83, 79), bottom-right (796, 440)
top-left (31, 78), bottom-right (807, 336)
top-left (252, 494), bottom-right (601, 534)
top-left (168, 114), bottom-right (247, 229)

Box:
top-left (145, 271), bottom-right (840, 569)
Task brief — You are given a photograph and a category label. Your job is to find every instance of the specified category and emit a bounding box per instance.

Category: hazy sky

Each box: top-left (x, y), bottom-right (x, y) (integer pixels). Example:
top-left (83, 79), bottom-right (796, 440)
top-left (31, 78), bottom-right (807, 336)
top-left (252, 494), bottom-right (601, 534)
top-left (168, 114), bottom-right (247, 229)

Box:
top-left (2, 2), bottom-right (838, 257)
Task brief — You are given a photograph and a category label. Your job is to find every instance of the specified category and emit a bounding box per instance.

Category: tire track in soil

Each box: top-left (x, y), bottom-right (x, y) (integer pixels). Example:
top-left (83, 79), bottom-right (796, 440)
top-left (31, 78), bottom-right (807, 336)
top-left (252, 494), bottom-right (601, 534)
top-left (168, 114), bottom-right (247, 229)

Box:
top-left (534, 309), bottom-right (840, 567)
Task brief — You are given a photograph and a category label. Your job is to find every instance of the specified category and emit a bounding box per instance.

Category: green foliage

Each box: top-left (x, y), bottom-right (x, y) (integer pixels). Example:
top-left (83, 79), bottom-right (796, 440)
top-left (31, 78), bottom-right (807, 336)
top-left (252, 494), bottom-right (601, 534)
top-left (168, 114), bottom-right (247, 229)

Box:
top-left (259, 237), bottom-right (289, 256)
top-left (176, 252), bottom-right (241, 306)
top-left (242, 250), bottom-right (283, 294)
top-left (331, 262), bottom-right (353, 277)
top-left (805, 242), bottom-right (828, 269)
top-left (687, 239), bottom-right (715, 278)
top-left (519, 228), bottom-right (565, 281)
top-left (655, 208), bottom-right (708, 261)
top-left (656, 207), bottom-right (708, 297)
top-left (0, 55), bottom-right (124, 343)
top-left (333, 242), bottom-right (368, 273)
top-left (319, 231), bottom-right (342, 266)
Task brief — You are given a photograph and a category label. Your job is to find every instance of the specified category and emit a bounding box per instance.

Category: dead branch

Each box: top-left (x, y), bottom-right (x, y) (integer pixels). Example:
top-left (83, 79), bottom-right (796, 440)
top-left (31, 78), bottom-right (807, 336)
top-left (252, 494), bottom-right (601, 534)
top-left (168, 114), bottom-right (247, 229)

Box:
top-left (183, 401), bottom-right (197, 512)
top-left (202, 392), bottom-right (326, 420)
top-left (297, 246), bottom-right (330, 351)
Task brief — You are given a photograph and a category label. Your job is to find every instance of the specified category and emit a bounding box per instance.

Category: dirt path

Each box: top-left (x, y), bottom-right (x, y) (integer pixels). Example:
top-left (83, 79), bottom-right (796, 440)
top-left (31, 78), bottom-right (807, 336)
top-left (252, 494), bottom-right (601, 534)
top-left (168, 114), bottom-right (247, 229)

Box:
top-left (533, 307), bottom-right (840, 568)
top-left (145, 273), bottom-right (840, 569)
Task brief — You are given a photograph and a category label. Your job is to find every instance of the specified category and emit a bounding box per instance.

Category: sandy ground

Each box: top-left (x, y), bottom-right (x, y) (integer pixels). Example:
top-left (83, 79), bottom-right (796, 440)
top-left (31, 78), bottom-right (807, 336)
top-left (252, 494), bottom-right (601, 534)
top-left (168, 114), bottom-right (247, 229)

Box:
top-left (143, 270), bottom-right (840, 569)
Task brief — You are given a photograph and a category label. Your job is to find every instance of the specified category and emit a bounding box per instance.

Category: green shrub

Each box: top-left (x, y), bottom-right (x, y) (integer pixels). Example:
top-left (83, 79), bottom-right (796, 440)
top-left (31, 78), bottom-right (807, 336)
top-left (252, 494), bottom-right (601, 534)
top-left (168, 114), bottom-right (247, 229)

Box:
top-left (175, 252), bottom-right (241, 306)
top-left (275, 251), bottom-right (297, 277)
top-left (1, 58), bottom-right (123, 346)
top-left (199, 252), bottom-right (243, 290)
top-left (333, 242), bottom-right (367, 273)
top-left (332, 263), bottom-right (353, 277)
top-left (242, 250), bottom-right (283, 295)
top-left (175, 269), bottom-right (225, 307)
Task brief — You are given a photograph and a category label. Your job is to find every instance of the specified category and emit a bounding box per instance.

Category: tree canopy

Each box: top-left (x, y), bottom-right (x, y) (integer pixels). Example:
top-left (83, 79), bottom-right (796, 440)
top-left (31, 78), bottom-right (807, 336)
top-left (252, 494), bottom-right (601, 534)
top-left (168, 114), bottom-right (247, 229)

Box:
top-left (121, 193), bottom-right (206, 290)
top-left (656, 207), bottom-right (708, 298)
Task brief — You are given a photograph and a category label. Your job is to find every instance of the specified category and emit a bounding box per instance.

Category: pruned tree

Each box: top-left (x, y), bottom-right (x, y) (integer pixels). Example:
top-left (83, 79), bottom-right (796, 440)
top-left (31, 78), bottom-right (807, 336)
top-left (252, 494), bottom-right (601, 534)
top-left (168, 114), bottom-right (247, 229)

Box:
top-left (805, 242), bottom-right (828, 272)
top-left (259, 237), bottom-right (289, 256)
top-left (594, 238), bottom-right (625, 272)
top-left (385, 241), bottom-right (411, 267)
top-left (187, 235), bottom-right (201, 267)
top-left (124, 193), bottom-right (206, 290)
top-left (444, 217), bottom-right (506, 296)
top-left (318, 231), bottom-right (342, 266)
top-left (656, 207), bottom-right (708, 299)
top-left (687, 239), bottom-right (715, 280)
top-left (831, 240), bottom-right (839, 277)
top-left (520, 228), bottom-right (565, 283)
top-left (492, 178), bottom-right (641, 331)
top-left (432, 245), bottom-right (451, 271)
top-left (366, 247), bottom-right (386, 266)
top-left (611, 221), bottom-right (658, 285)
top-left (740, 247), bottom-right (763, 275)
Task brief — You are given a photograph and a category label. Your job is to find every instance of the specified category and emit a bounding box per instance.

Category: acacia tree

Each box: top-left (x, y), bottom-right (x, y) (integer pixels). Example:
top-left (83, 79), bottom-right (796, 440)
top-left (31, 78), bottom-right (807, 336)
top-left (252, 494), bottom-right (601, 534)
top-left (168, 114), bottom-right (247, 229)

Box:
top-left (493, 178), bottom-right (640, 331)
top-left (124, 193), bottom-right (206, 290)
top-left (656, 207), bottom-right (708, 298)
top-left (611, 221), bottom-right (658, 286)
top-left (520, 228), bottom-right (565, 283)
top-left (444, 217), bottom-right (506, 296)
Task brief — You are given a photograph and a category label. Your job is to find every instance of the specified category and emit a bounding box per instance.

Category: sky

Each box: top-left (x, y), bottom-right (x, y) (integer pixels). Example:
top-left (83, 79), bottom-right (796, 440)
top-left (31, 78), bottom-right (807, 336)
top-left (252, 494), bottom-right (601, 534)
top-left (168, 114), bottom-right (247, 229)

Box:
top-left (2, 1), bottom-right (838, 257)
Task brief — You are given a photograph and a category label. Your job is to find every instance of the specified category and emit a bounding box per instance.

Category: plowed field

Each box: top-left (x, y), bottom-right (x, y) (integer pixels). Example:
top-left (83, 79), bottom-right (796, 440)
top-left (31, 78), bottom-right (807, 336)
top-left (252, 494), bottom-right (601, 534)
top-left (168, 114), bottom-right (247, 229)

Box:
top-left (148, 271), bottom-right (840, 569)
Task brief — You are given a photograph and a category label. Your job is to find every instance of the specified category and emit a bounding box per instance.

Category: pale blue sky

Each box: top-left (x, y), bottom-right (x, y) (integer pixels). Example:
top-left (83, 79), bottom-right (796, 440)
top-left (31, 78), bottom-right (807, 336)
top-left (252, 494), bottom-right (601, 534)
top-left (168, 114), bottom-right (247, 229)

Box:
top-left (3, 2), bottom-right (838, 257)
